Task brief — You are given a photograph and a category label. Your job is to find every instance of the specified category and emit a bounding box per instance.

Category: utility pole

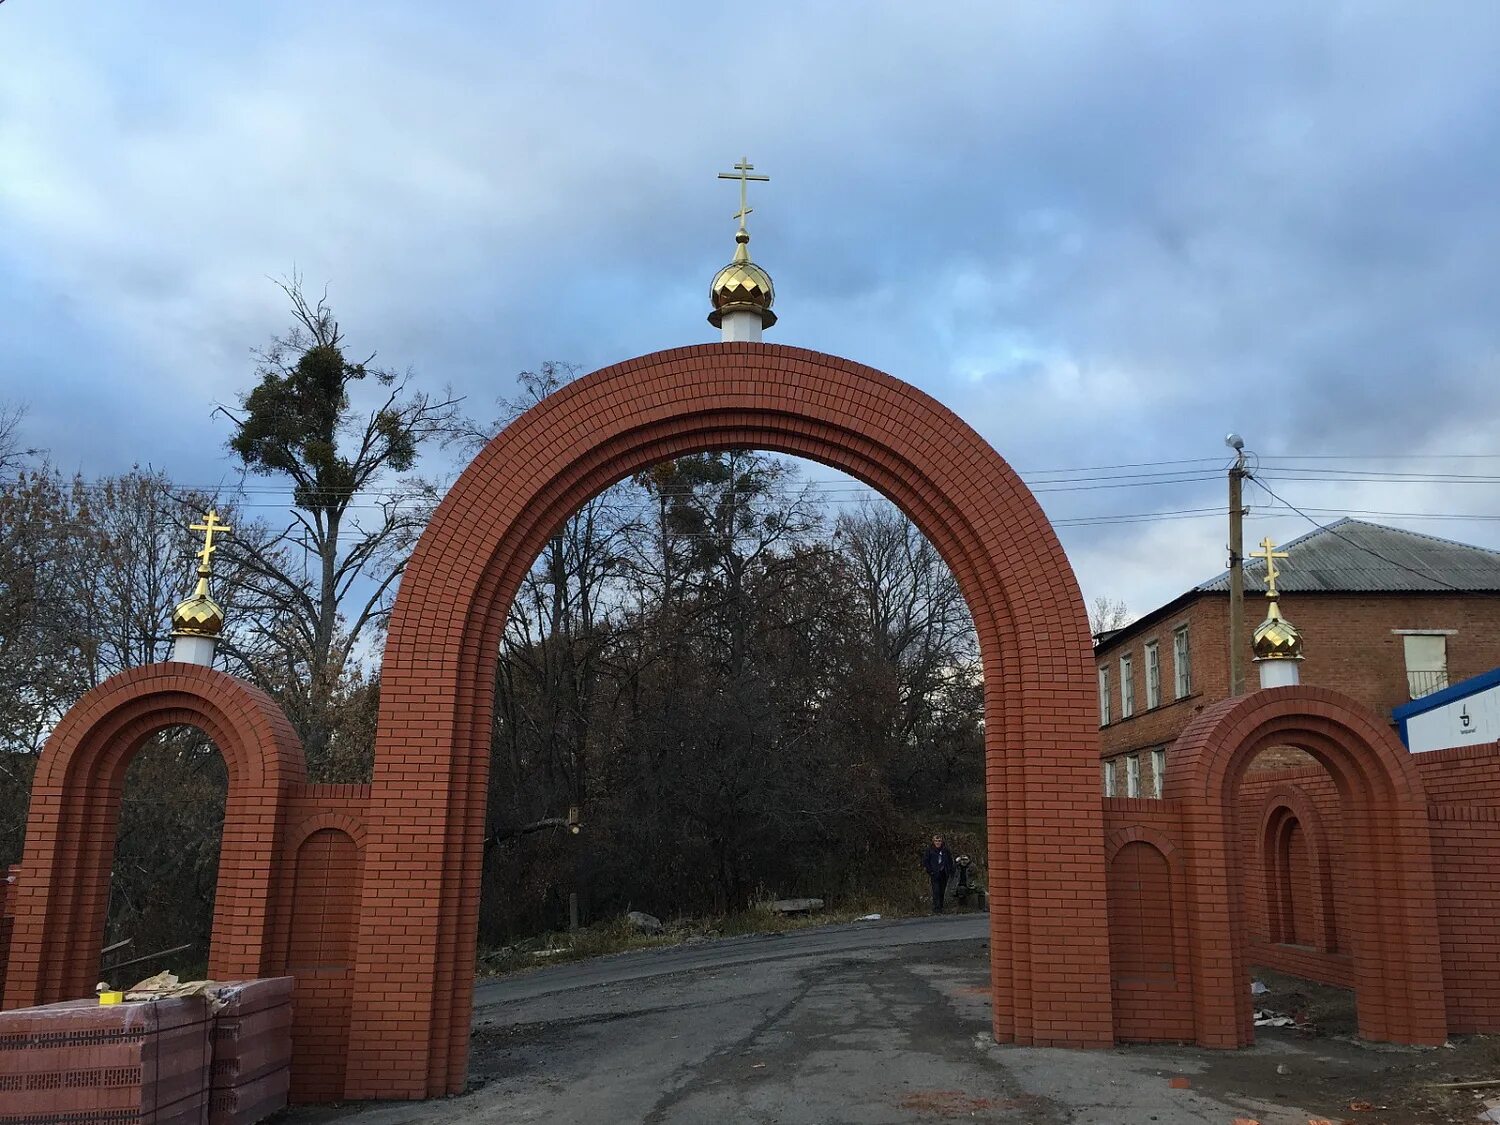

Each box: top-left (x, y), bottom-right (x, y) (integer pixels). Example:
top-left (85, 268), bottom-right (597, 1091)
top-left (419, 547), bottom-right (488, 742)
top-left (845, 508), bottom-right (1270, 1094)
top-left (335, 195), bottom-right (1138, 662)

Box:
top-left (1225, 434), bottom-right (1248, 696)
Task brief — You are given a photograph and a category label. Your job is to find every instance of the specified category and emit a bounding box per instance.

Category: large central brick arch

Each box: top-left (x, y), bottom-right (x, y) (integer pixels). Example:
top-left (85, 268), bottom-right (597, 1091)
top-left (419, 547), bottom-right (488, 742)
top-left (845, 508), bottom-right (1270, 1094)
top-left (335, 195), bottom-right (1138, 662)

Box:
top-left (345, 343), bottom-right (1112, 1098)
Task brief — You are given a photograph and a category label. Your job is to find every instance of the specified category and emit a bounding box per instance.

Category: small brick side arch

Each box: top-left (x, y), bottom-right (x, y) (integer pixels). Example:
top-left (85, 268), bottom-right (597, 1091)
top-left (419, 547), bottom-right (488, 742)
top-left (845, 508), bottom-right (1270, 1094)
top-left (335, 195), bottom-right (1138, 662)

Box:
top-left (4, 664), bottom-right (305, 1009)
top-left (286, 824), bottom-right (364, 1103)
top-left (1105, 826), bottom-right (1195, 1042)
top-left (286, 812), bottom-right (369, 853)
top-left (1258, 786), bottom-right (1338, 952)
top-left (347, 343), bottom-right (1112, 1098)
top-left (1168, 686), bottom-right (1445, 1046)
top-left (1106, 825), bottom-right (1182, 863)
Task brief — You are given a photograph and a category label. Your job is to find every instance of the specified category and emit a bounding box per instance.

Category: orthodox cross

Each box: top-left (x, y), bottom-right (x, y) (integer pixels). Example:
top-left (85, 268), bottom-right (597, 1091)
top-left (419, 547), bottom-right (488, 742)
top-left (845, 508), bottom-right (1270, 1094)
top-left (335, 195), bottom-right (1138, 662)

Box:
top-left (190, 510), bottom-right (233, 572)
top-left (1251, 536), bottom-right (1289, 597)
top-left (718, 156), bottom-right (769, 230)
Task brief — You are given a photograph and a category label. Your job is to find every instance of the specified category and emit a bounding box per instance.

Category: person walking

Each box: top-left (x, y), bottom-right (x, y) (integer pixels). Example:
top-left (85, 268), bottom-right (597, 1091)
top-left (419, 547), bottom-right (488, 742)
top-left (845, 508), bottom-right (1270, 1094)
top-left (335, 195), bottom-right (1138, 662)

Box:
top-left (922, 833), bottom-right (956, 914)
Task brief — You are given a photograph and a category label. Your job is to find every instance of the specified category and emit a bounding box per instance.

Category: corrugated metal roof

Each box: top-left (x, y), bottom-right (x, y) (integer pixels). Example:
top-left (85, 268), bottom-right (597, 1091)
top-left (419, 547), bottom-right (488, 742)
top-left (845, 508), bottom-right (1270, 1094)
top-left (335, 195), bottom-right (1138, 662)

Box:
top-left (1196, 518), bottom-right (1500, 595)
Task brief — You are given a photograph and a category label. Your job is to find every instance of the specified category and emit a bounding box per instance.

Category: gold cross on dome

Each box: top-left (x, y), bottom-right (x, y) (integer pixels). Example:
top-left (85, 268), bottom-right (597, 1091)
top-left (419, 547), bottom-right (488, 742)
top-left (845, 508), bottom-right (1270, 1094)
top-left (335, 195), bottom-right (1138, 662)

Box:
top-left (718, 156), bottom-right (769, 230)
top-left (189, 509), bottom-right (233, 571)
top-left (1251, 536), bottom-right (1289, 597)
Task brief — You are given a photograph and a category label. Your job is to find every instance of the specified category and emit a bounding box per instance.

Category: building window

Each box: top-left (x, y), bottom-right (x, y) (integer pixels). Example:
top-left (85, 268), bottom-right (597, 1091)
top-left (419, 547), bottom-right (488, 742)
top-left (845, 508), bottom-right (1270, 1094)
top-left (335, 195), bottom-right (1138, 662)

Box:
top-left (1403, 634), bottom-right (1449, 699)
top-left (1145, 640), bottom-right (1161, 710)
top-left (1102, 759), bottom-right (1117, 797)
top-left (1173, 626), bottom-right (1191, 698)
top-left (1120, 654), bottom-right (1134, 718)
top-left (1098, 666), bottom-right (1111, 726)
top-left (1126, 753), bottom-right (1141, 798)
top-left (1151, 748), bottom-right (1166, 798)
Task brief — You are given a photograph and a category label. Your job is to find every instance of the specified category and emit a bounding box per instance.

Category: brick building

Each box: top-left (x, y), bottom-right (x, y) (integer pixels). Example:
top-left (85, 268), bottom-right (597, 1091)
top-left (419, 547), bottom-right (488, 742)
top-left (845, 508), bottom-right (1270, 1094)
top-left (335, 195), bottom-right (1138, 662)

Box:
top-left (1097, 518), bottom-right (1500, 796)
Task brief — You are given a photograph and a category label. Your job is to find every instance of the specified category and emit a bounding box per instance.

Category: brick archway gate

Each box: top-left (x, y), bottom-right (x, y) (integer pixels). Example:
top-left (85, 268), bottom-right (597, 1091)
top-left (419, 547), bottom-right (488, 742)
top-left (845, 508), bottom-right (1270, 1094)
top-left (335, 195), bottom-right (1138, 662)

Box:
top-left (3, 664), bottom-right (306, 1009)
top-left (1169, 686), bottom-right (1447, 1047)
top-left (345, 343), bottom-right (1113, 1099)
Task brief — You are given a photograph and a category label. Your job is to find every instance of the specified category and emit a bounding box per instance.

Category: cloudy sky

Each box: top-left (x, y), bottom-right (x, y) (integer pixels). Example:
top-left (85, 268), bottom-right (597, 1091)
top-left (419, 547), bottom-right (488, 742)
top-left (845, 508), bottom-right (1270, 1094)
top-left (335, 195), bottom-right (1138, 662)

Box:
top-left (3, 2), bottom-right (1499, 618)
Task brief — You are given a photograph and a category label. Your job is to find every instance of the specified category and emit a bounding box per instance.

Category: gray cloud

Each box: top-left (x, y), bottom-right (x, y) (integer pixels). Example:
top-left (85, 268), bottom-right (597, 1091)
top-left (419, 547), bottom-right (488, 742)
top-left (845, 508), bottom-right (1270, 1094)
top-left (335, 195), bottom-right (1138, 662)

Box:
top-left (3, 1), bottom-right (1499, 619)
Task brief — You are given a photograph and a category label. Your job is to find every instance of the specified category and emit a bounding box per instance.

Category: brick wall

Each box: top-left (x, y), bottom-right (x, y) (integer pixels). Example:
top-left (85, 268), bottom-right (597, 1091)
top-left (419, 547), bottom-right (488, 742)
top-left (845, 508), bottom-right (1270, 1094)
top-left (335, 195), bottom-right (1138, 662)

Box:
top-left (1100, 598), bottom-right (1224, 758)
top-left (1415, 743), bottom-right (1500, 1033)
top-left (1417, 743), bottom-right (1500, 808)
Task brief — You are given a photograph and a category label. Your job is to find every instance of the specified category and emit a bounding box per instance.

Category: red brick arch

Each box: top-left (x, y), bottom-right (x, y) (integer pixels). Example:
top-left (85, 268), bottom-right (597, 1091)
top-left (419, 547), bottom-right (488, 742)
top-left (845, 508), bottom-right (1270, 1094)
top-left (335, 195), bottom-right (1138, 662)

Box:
top-left (1168, 686), bottom-right (1445, 1047)
top-left (346, 343), bottom-right (1112, 1098)
top-left (4, 664), bottom-right (305, 1009)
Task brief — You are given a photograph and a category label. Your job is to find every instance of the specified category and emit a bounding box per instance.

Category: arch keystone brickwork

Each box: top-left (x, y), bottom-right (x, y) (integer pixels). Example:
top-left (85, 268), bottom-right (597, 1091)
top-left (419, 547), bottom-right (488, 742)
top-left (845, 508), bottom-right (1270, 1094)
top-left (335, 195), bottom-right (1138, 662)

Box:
top-left (3, 663), bottom-right (306, 1010)
top-left (344, 342), bottom-right (1114, 1098)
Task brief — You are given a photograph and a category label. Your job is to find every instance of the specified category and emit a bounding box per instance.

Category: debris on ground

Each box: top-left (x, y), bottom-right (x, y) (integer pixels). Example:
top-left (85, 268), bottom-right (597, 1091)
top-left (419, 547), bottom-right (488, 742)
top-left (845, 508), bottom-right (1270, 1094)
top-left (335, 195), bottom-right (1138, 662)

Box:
top-left (1255, 1009), bottom-right (1296, 1028)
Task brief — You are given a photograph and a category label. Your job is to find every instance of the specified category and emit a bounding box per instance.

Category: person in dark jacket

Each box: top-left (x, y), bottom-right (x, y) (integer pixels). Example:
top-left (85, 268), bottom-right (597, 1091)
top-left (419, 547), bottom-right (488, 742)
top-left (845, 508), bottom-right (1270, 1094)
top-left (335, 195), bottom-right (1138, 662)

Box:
top-left (922, 833), bottom-right (956, 914)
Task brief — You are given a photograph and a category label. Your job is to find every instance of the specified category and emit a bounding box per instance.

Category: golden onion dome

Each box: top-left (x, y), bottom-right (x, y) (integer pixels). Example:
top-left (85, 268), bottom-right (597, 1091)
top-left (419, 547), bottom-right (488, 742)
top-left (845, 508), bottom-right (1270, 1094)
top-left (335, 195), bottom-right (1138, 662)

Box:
top-left (708, 229), bottom-right (776, 328)
top-left (1252, 597), bottom-right (1303, 661)
top-left (172, 572), bottom-right (225, 638)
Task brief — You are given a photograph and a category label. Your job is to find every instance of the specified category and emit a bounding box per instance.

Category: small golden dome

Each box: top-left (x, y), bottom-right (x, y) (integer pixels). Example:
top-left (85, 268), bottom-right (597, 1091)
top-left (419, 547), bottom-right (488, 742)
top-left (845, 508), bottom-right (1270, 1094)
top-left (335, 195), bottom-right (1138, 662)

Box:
top-left (172, 573), bottom-right (224, 638)
top-left (709, 230), bottom-right (776, 328)
top-left (1252, 598), bottom-right (1303, 661)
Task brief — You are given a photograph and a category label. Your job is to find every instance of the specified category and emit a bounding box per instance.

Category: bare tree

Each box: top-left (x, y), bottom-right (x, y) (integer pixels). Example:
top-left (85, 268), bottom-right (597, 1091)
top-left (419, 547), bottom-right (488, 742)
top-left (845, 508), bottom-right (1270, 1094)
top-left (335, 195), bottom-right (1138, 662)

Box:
top-left (1088, 595), bottom-right (1131, 638)
top-left (0, 402), bottom-right (35, 474)
top-left (833, 499), bottom-right (981, 798)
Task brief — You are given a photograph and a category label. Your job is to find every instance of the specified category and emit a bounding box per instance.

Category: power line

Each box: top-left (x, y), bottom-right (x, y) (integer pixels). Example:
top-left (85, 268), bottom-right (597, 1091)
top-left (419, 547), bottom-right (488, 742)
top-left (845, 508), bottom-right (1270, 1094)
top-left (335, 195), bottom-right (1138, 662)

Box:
top-left (1254, 453), bottom-right (1500, 461)
top-left (1018, 457), bottom-right (1228, 474)
top-left (1256, 469), bottom-right (1500, 484)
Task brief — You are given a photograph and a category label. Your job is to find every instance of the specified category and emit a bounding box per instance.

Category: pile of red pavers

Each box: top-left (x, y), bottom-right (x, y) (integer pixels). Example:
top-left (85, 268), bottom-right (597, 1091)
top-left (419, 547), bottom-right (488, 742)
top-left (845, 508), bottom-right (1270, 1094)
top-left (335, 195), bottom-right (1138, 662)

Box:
top-left (0, 993), bottom-right (214, 1123)
top-left (0, 976), bottom-right (293, 1124)
top-left (206, 978), bottom-right (292, 1125)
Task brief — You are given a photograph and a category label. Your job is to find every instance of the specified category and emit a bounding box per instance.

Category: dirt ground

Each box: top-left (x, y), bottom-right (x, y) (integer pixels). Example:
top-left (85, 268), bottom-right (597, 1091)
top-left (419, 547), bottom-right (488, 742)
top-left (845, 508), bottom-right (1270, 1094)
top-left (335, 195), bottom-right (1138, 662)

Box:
top-left (1186, 965), bottom-right (1500, 1124)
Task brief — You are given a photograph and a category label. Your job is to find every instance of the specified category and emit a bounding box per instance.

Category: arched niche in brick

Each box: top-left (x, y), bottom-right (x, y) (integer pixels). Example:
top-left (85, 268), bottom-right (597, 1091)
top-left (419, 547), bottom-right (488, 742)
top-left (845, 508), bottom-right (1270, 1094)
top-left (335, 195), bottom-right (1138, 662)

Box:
top-left (349, 342), bottom-right (1112, 1098)
top-left (1258, 785), bottom-right (1338, 953)
top-left (1169, 686), bottom-right (1446, 1047)
top-left (3, 664), bottom-right (305, 1010)
top-left (285, 819), bottom-right (364, 1103)
top-left (1104, 825), bottom-right (1194, 1043)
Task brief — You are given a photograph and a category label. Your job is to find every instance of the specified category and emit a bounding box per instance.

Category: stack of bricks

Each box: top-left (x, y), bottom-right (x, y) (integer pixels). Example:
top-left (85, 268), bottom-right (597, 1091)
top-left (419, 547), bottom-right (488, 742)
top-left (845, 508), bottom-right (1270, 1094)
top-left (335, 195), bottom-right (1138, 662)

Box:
top-left (0, 995), bottom-right (212, 1123)
top-left (207, 978), bottom-right (292, 1125)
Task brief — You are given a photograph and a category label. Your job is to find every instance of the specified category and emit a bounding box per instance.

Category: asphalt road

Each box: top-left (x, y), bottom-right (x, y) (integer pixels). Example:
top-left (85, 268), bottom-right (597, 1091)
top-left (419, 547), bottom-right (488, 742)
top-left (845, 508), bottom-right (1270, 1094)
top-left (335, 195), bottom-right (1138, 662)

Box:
top-left (471, 912), bottom-right (989, 1010)
top-left (290, 913), bottom-right (1347, 1125)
